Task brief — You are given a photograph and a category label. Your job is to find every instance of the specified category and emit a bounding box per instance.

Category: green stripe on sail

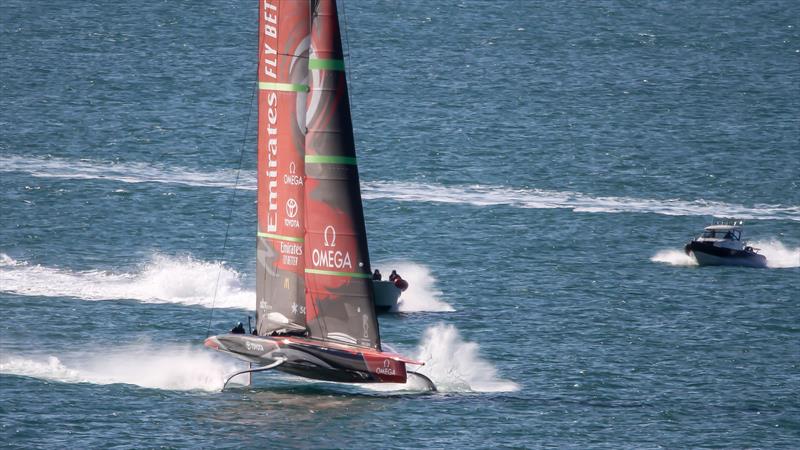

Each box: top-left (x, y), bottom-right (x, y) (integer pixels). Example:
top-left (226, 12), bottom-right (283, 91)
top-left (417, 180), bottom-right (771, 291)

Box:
top-left (305, 268), bottom-right (371, 279)
top-left (305, 155), bottom-right (357, 165)
top-left (258, 82), bottom-right (309, 92)
top-left (309, 58), bottom-right (345, 71)
top-left (258, 232), bottom-right (305, 243)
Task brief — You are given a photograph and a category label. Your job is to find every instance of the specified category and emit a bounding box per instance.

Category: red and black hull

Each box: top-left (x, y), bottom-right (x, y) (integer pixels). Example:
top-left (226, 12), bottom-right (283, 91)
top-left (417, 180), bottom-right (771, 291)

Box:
top-left (205, 334), bottom-right (415, 384)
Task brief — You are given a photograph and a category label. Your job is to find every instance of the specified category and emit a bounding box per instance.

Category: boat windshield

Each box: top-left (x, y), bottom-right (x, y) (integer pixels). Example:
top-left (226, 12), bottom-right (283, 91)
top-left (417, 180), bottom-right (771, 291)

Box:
top-left (702, 229), bottom-right (740, 240)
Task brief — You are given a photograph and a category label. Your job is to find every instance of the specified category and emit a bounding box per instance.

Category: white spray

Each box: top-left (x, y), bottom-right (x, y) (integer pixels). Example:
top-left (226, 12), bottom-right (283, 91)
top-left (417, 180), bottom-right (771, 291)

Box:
top-left (0, 253), bottom-right (252, 309)
top-left (650, 249), bottom-right (698, 267)
top-left (750, 240), bottom-right (800, 268)
top-left (412, 323), bottom-right (519, 392)
top-left (365, 323), bottom-right (519, 393)
top-left (375, 261), bottom-right (455, 312)
top-left (0, 345), bottom-right (245, 392)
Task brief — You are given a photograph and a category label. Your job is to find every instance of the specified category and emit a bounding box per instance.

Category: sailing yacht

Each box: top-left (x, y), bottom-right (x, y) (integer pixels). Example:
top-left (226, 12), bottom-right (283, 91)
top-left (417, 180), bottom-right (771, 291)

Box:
top-left (204, 0), bottom-right (432, 389)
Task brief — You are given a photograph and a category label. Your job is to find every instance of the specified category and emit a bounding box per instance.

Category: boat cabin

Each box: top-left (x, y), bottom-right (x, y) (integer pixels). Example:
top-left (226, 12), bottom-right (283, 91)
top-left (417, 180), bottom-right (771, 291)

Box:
top-left (700, 224), bottom-right (741, 241)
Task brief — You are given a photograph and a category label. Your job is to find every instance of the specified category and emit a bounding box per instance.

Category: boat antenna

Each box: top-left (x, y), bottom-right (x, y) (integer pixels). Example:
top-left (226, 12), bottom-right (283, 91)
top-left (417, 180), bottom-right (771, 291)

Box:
top-left (205, 66), bottom-right (259, 339)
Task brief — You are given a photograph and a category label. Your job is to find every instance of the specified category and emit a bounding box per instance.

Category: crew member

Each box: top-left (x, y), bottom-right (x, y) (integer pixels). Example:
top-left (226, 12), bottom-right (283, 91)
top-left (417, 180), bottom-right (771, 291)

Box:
top-left (372, 269), bottom-right (382, 280)
top-left (393, 274), bottom-right (409, 292)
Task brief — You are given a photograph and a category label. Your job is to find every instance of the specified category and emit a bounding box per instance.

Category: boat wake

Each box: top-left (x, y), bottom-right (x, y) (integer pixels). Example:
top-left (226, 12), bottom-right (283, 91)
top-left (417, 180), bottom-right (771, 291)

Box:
top-left (750, 240), bottom-right (800, 268)
top-left (0, 345), bottom-right (244, 392)
top-left (375, 261), bottom-right (455, 312)
top-left (650, 249), bottom-right (698, 267)
top-left (366, 323), bottom-right (519, 393)
top-left (650, 240), bottom-right (799, 268)
top-left (5, 155), bottom-right (798, 221)
top-left (363, 181), bottom-right (800, 222)
top-left (0, 253), bottom-right (252, 309)
top-left (0, 154), bottom-right (249, 189)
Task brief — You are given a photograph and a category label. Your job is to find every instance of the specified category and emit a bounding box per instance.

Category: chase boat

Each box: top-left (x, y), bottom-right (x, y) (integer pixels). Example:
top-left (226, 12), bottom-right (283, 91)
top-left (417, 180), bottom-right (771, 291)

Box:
top-left (372, 280), bottom-right (402, 313)
top-left (684, 222), bottom-right (767, 268)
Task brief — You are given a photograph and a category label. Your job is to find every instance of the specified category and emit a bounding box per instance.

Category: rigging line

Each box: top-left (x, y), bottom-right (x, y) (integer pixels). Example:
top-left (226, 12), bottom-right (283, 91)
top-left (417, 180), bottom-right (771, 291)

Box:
top-left (338, 0), bottom-right (370, 266)
top-left (206, 72), bottom-right (258, 339)
top-left (340, 0), bottom-right (356, 102)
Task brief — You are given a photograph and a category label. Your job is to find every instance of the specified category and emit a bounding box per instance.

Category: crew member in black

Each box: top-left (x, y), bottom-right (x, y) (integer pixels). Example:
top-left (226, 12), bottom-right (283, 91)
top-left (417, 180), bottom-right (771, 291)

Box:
top-left (372, 269), bottom-right (382, 280)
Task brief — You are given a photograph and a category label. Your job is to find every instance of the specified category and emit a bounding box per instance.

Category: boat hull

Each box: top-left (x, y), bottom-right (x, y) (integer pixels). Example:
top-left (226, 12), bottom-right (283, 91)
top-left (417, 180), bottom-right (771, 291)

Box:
top-left (685, 241), bottom-right (767, 268)
top-left (372, 280), bottom-right (401, 312)
top-left (205, 334), bottom-right (415, 384)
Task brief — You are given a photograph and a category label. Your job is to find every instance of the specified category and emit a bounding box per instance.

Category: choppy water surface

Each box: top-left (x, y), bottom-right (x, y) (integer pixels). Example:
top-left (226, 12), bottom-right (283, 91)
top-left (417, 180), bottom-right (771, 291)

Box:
top-left (2, 0), bottom-right (798, 448)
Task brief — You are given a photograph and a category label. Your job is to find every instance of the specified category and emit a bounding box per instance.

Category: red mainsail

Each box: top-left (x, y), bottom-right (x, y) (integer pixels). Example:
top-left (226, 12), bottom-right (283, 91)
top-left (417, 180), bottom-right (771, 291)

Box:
top-left (303, 0), bottom-right (381, 349)
top-left (256, 0), bottom-right (311, 335)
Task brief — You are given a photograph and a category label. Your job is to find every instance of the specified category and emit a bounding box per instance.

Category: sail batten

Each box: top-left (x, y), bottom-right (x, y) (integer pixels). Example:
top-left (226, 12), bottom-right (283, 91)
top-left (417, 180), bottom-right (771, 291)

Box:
top-left (309, 58), bottom-right (345, 71)
top-left (305, 155), bottom-right (357, 165)
top-left (258, 82), bottom-right (310, 92)
top-left (257, 232), bottom-right (305, 243)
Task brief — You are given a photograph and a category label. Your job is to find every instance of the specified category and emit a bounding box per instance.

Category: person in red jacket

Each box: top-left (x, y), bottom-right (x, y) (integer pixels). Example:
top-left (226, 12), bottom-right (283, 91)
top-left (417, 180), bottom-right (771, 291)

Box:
top-left (392, 272), bottom-right (409, 291)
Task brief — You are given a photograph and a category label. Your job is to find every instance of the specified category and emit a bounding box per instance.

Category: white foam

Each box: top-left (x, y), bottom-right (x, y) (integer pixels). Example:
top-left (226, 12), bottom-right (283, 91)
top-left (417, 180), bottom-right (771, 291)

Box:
top-left (1, 253), bottom-right (21, 267)
top-left (650, 249), bottom-right (698, 266)
top-left (362, 181), bottom-right (800, 221)
top-left (0, 345), bottom-right (245, 392)
top-left (413, 323), bottom-right (519, 392)
top-left (1, 154), bottom-right (254, 190)
top-left (375, 262), bottom-right (455, 312)
top-left (366, 323), bottom-right (519, 393)
top-left (4, 155), bottom-right (797, 220)
top-left (750, 240), bottom-right (800, 268)
top-left (0, 253), bottom-right (253, 309)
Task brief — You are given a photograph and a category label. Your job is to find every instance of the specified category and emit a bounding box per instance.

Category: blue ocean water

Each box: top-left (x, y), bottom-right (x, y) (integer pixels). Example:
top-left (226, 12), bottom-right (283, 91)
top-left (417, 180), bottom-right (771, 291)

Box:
top-left (2, 0), bottom-right (799, 448)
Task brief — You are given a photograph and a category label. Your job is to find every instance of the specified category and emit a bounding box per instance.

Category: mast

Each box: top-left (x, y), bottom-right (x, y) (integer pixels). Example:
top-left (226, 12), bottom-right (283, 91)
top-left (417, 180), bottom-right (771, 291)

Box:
top-left (255, 0), bottom-right (311, 336)
top-left (303, 0), bottom-right (381, 349)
